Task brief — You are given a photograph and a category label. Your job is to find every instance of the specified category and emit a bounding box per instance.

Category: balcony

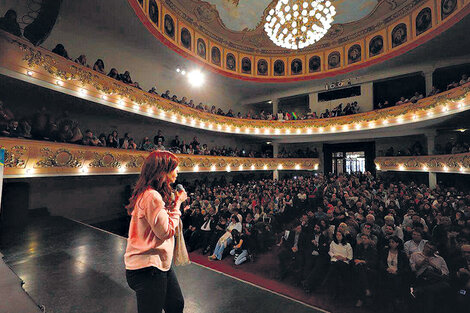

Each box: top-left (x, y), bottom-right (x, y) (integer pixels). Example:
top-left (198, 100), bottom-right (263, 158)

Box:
top-left (1, 30), bottom-right (470, 138)
top-left (1, 138), bottom-right (319, 178)
top-left (375, 152), bottom-right (470, 174)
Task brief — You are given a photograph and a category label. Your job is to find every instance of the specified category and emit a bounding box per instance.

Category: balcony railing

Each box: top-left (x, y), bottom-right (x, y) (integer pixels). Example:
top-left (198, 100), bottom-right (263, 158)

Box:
top-left (1, 30), bottom-right (470, 136)
top-left (375, 153), bottom-right (470, 174)
top-left (1, 138), bottom-right (319, 178)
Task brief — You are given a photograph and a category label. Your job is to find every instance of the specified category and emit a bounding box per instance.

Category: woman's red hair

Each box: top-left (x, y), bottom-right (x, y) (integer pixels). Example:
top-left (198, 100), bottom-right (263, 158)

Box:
top-left (126, 151), bottom-right (179, 214)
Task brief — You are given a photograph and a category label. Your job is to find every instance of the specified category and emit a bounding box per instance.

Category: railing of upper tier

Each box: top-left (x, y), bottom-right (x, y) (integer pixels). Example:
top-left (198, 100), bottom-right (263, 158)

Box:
top-left (0, 138), bottom-right (319, 178)
top-left (1, 30), bottom-right (470, 136)
top-left (375, 153), bottom-right (470, 174)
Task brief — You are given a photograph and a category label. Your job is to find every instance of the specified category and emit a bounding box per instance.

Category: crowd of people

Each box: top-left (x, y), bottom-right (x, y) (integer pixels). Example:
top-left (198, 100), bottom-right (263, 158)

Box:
top-left (383, 141), bottom-right (426, 157)
top-left (435, 141), bottom-right (470, 155)
top-left (376, 74), bottom-right (470, 110)
top-left (0, 101), bottom-right (277, 158)
top-left (180, 172), bottom-right (470, 312)
top-left (278, 147), bottom-right (319, 158)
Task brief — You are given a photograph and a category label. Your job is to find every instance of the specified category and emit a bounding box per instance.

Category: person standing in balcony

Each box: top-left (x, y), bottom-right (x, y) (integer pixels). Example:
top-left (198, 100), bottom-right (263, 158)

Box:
top-left (0, 9), bottom-right (21, 37)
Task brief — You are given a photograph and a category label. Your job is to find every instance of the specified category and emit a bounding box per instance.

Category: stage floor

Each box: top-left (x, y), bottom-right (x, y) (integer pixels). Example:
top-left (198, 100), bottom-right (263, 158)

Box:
top-left (0, 216), bottom-right (325, 313)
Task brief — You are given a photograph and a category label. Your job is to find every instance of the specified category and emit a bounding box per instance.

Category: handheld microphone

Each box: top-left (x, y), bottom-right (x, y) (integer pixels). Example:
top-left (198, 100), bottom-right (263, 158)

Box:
top-left (176, 184), bottom-right (185, 192)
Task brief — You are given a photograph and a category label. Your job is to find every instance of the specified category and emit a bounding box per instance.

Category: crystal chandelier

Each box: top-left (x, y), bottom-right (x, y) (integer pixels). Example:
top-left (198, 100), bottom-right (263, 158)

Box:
top-left (264, 0), bottom-right (336, 50)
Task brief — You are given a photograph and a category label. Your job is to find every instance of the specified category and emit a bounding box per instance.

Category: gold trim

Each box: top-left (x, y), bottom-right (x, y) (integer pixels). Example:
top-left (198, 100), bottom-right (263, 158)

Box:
top-left (1, 138), bottom-right (319, 177)
top-left (375, 152), bottom-right (470, 173)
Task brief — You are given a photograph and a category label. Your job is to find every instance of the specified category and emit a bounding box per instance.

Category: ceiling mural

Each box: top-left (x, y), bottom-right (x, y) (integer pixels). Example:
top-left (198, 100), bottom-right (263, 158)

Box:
top-left (130, 0), bottom-right (470, 81)
top-left (201, 0), bottom-right (378, 32)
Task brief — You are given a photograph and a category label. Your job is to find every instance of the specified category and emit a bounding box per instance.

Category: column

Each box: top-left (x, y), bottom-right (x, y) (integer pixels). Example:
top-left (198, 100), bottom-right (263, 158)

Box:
top-left (272, 99), bottom-right (279, 114)
top-left (425, 130), bottom-right (436, 155)
top-left (317, 145), bottom-right (324, 173)
top-left (272, 142), bottom-right (279, 180)
top-left (308, 92), bottom-right (318, 114)
top-left (422, 70), bottom-right (434, 97)
top-left (429, 172), bottom-right (437, 189)
top-left (425, 131), bottom-right (437, 189)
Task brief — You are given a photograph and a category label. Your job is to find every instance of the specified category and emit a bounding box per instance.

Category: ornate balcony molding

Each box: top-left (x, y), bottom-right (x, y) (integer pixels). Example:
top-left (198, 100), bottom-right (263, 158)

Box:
top-left (0, 138), bottom-right (319, 178)
top-left (375, 153), bottom-right (470, 174)
top-left (1, 30), bottom-right (470, 136)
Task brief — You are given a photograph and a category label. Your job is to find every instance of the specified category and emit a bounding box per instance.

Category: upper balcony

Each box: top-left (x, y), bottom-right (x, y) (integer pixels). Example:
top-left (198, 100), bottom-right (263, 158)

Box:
top-left (1, 30), bottom-right (470, 139)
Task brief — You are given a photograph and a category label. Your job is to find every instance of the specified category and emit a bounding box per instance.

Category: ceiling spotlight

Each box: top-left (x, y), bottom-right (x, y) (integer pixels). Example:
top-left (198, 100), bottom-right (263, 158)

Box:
top-left (181, 70), bottom-right (186, 75)
top-left (176, 68), bottom-right (181, 73)
top-left (187, 70), bottom-right (204, 87)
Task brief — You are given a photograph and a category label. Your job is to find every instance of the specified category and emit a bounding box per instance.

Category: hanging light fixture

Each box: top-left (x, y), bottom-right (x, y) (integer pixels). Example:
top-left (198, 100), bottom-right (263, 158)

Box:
top-left (264, 0), bottom-right (336, 50)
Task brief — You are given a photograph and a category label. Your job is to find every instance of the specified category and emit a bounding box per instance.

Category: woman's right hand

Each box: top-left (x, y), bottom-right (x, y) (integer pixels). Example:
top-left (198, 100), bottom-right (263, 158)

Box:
top-left (176, 190), bottom-right (188, 204)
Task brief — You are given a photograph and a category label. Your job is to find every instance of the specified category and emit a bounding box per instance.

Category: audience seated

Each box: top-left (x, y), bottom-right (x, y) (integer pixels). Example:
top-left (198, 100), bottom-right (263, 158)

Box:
top-left (178, 172), bottom-right (470, 311)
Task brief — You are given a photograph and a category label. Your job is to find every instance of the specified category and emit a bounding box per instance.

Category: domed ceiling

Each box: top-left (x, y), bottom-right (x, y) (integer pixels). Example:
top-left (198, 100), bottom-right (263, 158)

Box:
top-left (130, 0), bottom-right (470, 81)
top-left (163, 0), bottom-right (390, 52)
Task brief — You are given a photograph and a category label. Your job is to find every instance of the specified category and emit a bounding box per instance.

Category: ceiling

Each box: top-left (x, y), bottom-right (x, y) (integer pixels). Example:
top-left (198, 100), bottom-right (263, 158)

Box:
top-left (166, 0), bottom-right (386, 52)
top-left (1, 0), bottom-right (469, 108)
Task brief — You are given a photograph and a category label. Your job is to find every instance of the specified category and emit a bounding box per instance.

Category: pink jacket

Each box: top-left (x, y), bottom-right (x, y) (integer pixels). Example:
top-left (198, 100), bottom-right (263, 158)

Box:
top-left (124, 188), bottom-right (181, 271)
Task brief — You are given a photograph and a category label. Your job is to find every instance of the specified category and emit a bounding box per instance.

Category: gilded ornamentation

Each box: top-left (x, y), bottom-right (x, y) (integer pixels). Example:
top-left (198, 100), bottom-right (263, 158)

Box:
top-left (126, 155), bottom-right (146, 168)
top-left (35, 148), bottom-right (84, 168)
top-left (89, 152), bottom-right (122, 168)
top-left (376, 153), bottom-right (470, 173)
top-left (1, 145), bottom-right (27, 168)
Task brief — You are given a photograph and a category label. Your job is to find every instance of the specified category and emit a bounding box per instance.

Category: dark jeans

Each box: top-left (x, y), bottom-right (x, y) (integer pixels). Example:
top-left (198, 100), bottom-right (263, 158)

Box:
top-left (126, 267), bottom-right (184, 313)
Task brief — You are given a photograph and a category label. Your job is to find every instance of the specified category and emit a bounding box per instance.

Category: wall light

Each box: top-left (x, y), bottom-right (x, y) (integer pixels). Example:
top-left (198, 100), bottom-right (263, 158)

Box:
top-left (208, 123), bottom-right (213, 129)
top-left (330, 126), bottom-right (336, 132)
top-left (119, 167), bottom-right (126, 173)
top-left (398, 165), bottom-right (405, 171)
top-left (295, 164), bottom-right (300, 170)
top-left (193, 165), bottom-right (199, 172)
top-left (245, 128), bottom-right (250, 134)
top-left (376, 164), bottom-right (381, 170)
top-left (307, 128), bottom-right (313, 134)
top-left (427, 111), bottom-right (434, 117)
top-left (412, 115), bottom-right (417, 121)
top-left (319, 127), bottom-right (324, 133)
top-left (264, 129), bottom-right (271, 135)
top-left (296, 129), bottom-right (301, 134)
top-left (342, 125), bottom-right (349, 131)
top-left (396, 117), bottom-right (404, 124)
top-left (460, 167), bottom-right (465, 172)
top-left (314, 164), bottom-right (319, 170)
top-left (250, 164), bottom-right (255, 170)
top-left (217, 124), bottom-right (222, 130)
top-left (275, 129), bottom-right (281, 135)
top-left (27, 70), bottom-right (33, 76)
top-left (355, 124), bottom-right (361, 130)
top-left (255, 128), bottom-right (260, 134)
top-left (226, 126), bottom-right (231, 132)
top-left (422, 165), bottom-right (428, 171)
top-left (238, 165), bottom-right (243, 171)
top-left (181, 117), bottom-right (187, 123)
top-left (263, 164), bottom-right (268, 170)
top-left (187, 70), bottom-right (205, 87)
top-left (200, 121), bottom-right (205, 128)
top-left (443, 166), bottom-right (449, 172)
top-left (81, 167), bottom-right (88, 173)
top-left (79, 88), bottom-right (87, 96)
top-left (277, 164), bottom-right (283, 170)
top-left (382, 119), bottom-right (389, 125)
top-left (210, 165), bottom-right (216, 172)
top-left (56, 80), bottom-right (63, 86)
top-left (226, 165), bottom-right (231, 172)
top-left (191, 119), bottom-right (196, 126)
top-left (369, 122), bottom-right (375, 128)
top-left (160, 111), bottom-right (166, 118)
top-left (118, 99), bottom-right (125, 106)
top-left (442, 106), bottom-right (448, 112)
top-left (25, 168), bottom-right (32, 175)
top-left (235, 128), bottom-right (240, 133)
top-left (101, 95), bottom-right (108, 100)
top-left (133, 103), bottom-right (139, 110)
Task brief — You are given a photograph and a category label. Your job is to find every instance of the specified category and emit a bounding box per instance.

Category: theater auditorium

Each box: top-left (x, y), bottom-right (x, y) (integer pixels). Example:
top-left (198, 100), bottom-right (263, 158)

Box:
top-left (1, 0), bottom-right (470, 312)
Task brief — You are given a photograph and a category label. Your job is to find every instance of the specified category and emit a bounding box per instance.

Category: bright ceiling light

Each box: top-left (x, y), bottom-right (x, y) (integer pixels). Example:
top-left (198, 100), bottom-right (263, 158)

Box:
top-left (187, 70), bottom-right (205, 87)
top-left (264, 0), bottom-right (336, 50)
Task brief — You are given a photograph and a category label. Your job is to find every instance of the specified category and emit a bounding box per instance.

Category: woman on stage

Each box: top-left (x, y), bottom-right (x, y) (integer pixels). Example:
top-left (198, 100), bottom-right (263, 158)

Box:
top-left (124, 151), bottom-right (186, 313)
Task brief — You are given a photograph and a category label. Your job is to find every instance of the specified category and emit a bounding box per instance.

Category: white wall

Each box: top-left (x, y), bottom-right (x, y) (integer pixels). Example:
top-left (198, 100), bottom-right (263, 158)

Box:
top-left (309, 82), bottom-right (373, 115)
